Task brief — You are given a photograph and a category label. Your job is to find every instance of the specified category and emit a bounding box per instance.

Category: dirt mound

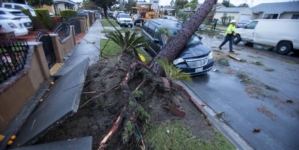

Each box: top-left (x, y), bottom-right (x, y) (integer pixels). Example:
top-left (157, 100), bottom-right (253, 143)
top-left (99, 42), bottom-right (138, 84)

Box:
top-left (37, 52), bottom-right (219, 150)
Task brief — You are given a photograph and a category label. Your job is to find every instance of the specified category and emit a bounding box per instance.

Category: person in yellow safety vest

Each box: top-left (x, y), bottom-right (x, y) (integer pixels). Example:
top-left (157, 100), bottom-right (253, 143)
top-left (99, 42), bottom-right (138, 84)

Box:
top-left (219, 20), bottom-right (237, 52)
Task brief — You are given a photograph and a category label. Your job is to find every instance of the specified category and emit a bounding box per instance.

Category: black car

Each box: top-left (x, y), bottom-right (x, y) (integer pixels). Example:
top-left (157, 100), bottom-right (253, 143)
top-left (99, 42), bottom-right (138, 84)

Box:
top-left (141, 19), bottom-right (214, 76)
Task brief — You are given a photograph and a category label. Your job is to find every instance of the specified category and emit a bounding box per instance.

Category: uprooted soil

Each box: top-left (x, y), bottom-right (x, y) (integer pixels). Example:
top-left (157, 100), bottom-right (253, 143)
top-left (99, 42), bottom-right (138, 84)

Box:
top-left (37, 52), bottom-right (221, 150)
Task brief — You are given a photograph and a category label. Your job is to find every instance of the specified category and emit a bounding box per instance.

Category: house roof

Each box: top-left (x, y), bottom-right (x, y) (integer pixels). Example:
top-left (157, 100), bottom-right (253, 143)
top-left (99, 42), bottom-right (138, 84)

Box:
top-left (54, 0), bottom-right (75, 5)
top-left (216, 7), bottom-right (249, 13)
top-left (251, 2), bottom-right (299, 14)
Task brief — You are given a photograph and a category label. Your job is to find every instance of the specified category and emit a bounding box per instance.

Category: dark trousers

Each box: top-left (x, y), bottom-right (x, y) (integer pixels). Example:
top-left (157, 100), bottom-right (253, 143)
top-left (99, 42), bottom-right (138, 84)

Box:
top-left (219, 35), bottom-right (233, 51)
top-left (211, 24), bottom-right (216, 30)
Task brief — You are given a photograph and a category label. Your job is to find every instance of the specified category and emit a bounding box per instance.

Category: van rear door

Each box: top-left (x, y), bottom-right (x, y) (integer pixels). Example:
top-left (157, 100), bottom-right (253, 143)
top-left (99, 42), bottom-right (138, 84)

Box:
top-left (242, 21), bottom-right (258, 42)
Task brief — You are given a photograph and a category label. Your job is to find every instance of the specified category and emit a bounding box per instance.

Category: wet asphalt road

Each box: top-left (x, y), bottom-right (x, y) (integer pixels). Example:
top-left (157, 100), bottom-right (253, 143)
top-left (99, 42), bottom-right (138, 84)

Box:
top-left (183, 35), bottom-right (299, 150)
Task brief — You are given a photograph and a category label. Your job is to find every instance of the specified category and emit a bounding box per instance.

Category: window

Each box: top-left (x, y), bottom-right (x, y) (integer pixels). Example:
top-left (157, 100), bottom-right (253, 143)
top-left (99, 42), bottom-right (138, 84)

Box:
top-left (291, 14), bottom-right (299, 19)
top-left (142, 22), bottom-right (149, 33)
top-left (263, 14), bottom-right (278, 19)
top-left (245, 21), bottom-right (258, 29)
top-left (4, 4), bottom-right (12, 8)
top-left (15, 5), bottom-right (24, 10)
top-left (154, 28), bottom-right (162, 42)
top-left (147, 23), bottom-right (155, 37)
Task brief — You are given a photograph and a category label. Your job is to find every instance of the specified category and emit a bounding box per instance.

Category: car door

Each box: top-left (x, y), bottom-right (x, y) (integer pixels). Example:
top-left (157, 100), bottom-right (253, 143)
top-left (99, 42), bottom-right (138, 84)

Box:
top-left (148, 25), bottom-right (161, 55)
top-left (242, 21), bottom-right (258, 42)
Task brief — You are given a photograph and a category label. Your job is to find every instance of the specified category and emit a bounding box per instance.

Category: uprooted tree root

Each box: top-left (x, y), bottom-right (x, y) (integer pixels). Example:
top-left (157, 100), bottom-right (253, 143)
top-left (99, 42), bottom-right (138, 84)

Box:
top-left (38, 50), bottom-right (210, 150)
top-left (83, 51), bottom-right (188, 149)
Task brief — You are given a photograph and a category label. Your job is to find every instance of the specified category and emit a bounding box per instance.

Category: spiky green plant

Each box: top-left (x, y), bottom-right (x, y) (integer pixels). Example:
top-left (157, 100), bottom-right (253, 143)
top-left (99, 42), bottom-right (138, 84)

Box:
top-left (105, 30), bottom-right (148, 52)
top-left (157, 58), bottom-right (192, 82)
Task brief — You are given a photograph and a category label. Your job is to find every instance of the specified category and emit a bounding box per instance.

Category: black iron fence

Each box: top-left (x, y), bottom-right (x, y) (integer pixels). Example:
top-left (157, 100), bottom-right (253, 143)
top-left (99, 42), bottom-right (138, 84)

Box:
top-left (68, 17), bottom-right (81, 35)
top-left (88, 12), bottom-right (93, 26)
top-left (36, 29), bottom-right (56, 69)
top-left (0, 39), bottom-right (29, 83)
top-left (53, 22), bottom-right (71, 42)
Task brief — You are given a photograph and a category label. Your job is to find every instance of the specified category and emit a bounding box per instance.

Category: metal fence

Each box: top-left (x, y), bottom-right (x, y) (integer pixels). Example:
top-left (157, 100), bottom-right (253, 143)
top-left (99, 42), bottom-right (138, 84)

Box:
top-left (53, 22), bottom-right (71, 42)
top-left (68, 17), bottom-right (81, 35)
top-left (36, 29), bottom-right (56, 69)
top-left (0, 39), bottom-right (29, 83)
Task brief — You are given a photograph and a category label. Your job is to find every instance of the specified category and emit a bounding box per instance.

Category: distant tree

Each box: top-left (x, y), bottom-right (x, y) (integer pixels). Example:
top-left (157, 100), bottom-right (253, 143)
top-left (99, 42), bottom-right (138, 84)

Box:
top-left (83, 0), bottom-right (98, 10)
top-left (91, 0), bottom-right (117, 17)
top-left (28, 0), bottom-right (54, 8)
top-left (125, 0), bottom-right (136, 12)
top-left (238, 3), bottom-right (249, 7)
top-left (184, 0), bottom-right (198, 10)
top-left (222, 0), bottom-right (230, 7)
top-left (174, 0), bottom-right (188, 11)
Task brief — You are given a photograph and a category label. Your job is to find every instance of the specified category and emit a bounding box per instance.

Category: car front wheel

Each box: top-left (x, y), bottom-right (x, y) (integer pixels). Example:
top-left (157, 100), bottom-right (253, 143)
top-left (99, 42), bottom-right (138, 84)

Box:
top-left (234, 34), bottom-right (241, 44)
top-left (277, 42), bottom-right (292, 55)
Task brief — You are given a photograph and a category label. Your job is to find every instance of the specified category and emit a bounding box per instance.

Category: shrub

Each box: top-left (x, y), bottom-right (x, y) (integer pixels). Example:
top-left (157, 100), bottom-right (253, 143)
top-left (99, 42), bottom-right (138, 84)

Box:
top-left (35, 9), bottom-right (52, 30)
top-left (22, 9), bottom-right (32, 18)
top-left (60, 10), bottom-right (78, 21)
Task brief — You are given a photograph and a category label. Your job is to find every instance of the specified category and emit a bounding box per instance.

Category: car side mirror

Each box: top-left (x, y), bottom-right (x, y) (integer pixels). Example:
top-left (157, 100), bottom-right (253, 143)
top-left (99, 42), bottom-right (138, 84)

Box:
top-left (153, 39), bottom-right (160, 44)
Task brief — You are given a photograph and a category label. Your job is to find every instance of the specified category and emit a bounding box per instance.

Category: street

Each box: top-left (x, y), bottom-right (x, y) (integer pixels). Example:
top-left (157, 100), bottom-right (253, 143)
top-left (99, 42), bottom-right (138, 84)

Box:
top-left (184, 35), bottom-right (299, 150)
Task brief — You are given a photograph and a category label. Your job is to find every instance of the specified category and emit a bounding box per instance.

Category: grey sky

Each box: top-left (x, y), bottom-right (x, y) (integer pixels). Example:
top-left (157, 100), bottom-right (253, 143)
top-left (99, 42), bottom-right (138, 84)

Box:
top-left (71, 0), bottom-right (295, 7)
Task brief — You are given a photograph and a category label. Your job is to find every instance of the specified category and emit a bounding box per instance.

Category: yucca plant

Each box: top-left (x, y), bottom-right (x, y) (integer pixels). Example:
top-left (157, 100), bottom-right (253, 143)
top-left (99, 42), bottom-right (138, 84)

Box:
top-left (157, 58), bottom-right (192, 82)
top-left (105, 30), bottom-right (148, 52)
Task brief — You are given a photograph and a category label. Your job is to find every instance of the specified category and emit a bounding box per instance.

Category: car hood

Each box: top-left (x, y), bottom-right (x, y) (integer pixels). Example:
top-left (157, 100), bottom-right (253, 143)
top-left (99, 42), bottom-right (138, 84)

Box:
top-left (177, 42), bottom-right (211, 59)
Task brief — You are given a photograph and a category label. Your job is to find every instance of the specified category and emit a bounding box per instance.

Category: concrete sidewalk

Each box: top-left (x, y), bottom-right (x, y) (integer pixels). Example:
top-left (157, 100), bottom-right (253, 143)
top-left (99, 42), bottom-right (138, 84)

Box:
top-left (54, 19), bottom-right (102, 77)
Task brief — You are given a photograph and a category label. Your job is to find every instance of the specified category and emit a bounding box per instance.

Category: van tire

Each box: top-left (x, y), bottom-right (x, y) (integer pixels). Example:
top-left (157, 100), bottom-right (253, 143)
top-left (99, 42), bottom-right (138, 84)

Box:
top-left (234, 35), bottom-right (241, 44)
top-left (277, 42), bottom-right (292, 55)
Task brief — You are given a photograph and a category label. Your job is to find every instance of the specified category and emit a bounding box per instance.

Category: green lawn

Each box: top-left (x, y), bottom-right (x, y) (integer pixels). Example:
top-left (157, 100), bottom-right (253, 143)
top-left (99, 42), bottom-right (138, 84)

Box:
top-left (101, 19), bottom-right (119, 27)
top-left (145, 121), bottom-right (235, 150)
top-left (100, 39), bottom-right (151, 64)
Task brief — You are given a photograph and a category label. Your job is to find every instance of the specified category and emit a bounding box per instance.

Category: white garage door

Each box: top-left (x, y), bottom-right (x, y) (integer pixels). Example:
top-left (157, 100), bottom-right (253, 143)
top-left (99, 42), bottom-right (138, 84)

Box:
top-left (239, 14), bottom-right (251, 21)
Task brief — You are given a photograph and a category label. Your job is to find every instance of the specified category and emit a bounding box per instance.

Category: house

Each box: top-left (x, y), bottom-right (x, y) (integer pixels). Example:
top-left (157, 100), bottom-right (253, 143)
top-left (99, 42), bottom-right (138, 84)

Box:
top-left (214, 7), bottom-right (252, 24)
top-left (251, 2), bottom-right (299, 19)
top-left (53, 0), bottom-right (76, 14)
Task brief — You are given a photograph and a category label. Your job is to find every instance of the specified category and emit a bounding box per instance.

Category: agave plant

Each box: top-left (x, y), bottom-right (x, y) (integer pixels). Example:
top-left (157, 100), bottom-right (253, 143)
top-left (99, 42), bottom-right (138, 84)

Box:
top-left (105, 30), bottom-right (148, 52)
top-left (157, 58), bottom-right (192, 82)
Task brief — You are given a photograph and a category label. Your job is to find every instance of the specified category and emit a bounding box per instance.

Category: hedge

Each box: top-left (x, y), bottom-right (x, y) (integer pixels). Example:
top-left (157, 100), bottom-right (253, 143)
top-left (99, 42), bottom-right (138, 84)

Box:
top-left (22, 9), bottom-right (32, 18)
top-left (35, 9), bottom-right (52, 30)
top-left (60, 10), bottom-right (78, 21)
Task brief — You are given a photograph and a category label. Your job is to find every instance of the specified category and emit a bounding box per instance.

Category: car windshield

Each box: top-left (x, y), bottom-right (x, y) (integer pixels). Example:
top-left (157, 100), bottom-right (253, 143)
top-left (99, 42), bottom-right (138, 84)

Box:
top-left (120, 14), bottom-right (130, 18)
top-left (162, 29), bottom-right (200, 45)
top-left (10, 11), bottom-right (26, 16)
top-left (24, 5), bottom-right (35, 10)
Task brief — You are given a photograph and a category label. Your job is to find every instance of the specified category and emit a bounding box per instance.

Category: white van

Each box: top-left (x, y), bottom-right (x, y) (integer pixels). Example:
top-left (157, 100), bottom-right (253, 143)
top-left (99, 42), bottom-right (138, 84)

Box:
top-left (234, 19), bottom-right (299, 55)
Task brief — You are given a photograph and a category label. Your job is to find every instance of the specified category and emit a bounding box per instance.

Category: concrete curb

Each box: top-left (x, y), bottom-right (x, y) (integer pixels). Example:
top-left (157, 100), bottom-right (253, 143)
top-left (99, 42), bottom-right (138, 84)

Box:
top-left (174, 80), bottom-right (253, 150)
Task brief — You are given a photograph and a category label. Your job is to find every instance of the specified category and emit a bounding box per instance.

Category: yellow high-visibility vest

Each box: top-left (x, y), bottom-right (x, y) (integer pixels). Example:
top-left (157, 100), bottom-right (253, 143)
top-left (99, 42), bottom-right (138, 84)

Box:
top-left (225, 24), bottom-right (236, 35)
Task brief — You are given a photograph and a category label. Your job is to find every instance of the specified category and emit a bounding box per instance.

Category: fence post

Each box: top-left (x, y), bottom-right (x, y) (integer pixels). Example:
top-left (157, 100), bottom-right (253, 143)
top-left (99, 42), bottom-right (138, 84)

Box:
top-left (71, 25), bottom-right (76, 45)
top-left (50, 34), bottom-right (64, 63)
top-left (30, 42), bottom-right (50, 80)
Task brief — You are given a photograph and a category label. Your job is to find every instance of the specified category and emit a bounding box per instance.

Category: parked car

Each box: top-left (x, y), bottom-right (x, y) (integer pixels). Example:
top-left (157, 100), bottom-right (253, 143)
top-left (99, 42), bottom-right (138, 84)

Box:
top-left (113, 11), bottom-right (124, 19)
top-left (108, 11), bottom-right (114, 18)
top-left (117, 14), bottom-right (133, 27)
top-left (115, 12), bottom-right (125, 23)
top-left (0, 16), bottom-right (28, 36)
top-left (235, 19), bottom-right (299, 55)
top-left (0, 8), bottom-right (33, 29)
top-left (1, 2), bottom-right (54, 17)
top-left (142, 19), bottom-right (214, 76)
top-left (236, 20), bottom-right (251, 28)
top-left (162, 16), bottom-right (177, 21)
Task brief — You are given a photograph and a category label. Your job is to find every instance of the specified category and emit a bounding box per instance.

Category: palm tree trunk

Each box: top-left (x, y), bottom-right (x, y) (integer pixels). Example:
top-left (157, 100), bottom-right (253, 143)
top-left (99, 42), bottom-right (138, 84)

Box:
top-left (149, 0), bottom-right (217, 76)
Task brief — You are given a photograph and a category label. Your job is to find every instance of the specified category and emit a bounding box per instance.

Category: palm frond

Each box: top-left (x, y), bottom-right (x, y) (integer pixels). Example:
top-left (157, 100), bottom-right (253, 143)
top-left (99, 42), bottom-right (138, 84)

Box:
top-left (157, 58), bottom-right (192, 82)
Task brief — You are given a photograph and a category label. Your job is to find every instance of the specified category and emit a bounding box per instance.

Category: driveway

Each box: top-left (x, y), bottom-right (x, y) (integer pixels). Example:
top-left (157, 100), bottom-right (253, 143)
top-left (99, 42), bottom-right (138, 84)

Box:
top-left (183, 35), bottom-right (299, 150)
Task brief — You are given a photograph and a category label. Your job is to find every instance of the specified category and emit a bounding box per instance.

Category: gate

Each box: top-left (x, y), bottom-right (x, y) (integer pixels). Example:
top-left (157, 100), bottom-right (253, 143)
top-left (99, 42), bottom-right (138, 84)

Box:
top-left (36, 30), bottom-right (56, 69)
top-left (53, 22), bottom-right (70, 42)
top-left (68, 17), bottom-right (81, 35)
top-left (89, 12), bottom-right (93, 26)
